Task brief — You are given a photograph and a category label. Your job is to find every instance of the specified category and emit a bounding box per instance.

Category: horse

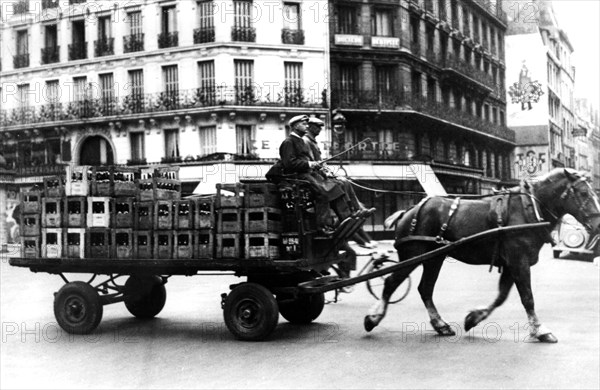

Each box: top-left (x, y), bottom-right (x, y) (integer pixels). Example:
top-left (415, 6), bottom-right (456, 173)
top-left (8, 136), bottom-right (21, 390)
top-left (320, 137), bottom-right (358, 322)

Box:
top-left (364, 168), bottom-right (600, 343)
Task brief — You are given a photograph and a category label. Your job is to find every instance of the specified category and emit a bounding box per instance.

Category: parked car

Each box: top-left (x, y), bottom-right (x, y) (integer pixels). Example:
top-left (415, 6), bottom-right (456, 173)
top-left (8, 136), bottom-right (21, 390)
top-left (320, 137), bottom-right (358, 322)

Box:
top-left (552, 214), bottom-right (599, 260)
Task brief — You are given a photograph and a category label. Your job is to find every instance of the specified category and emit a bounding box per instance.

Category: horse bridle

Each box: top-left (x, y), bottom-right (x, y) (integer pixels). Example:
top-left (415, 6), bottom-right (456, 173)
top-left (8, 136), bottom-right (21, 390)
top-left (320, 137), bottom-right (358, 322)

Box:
top-left (559, 176), bottom-right (600, 231)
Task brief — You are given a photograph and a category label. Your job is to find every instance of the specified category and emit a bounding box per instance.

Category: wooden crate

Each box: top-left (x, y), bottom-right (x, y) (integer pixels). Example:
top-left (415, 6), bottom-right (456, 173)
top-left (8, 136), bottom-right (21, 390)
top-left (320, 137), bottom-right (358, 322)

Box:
top-left (193, 196), bottom-right (215, 229)
top-left (114, 197), bottom-right (135, 228)
top-left (244, 183), bottom-right (280, 208)
top-left (43, 176), bottom-right (65, 198)
top-left (154, 232), bottom-right (173, 259)
top-left (134, 231), bottom-right (153, 259)
top-left (217, 208), bottom-right (242, 233)
top-left (87, 197), bottom-right (112, 228)
top-left (281, 233), bottom-right (303, 260)
top-left (20, 190), bottom-right (42, 214)
top-left (196, 229), bottom-right (214, 259)
top-left (113, 166), bottom-right (139, 197)
top-left (137, 178), bottom-right (155, 201)
top-left (174, 231), bottom-right (195, 259)
top-left (244, 233), bottom-right (280, 259)
top-left (216, 183), bottom-right (243, 208)
top-left (20, 237), bottom-right (40, 258)
top-left (91, 166), bottom-right (114, 196)
top-left (134, 201), bottom-right (154, 230)
top-left (65, 196), bottom-right (87, 228)
top-left (20, 214), bottom-right (41, 237)
top-left (154, 166), bottom-right (180, 180)
top-left (154, 200), bottom-right (173, 230)
top-left (66, 165), bottom-right (91, 196)
top-left (64, 228), bottom-right (86, 259)
top-left (136, 178), bottom-right (181, 201)
top-left (244, 207), bottom-right (282, 233)
top-left (113, 229), bottom-right (134, 259)
top-left (42, 198), bottom-right (64, 228)
top-left (42, 228), bottom-right (63, 258)
top-left (174, 199), bottom-right (194, 229)
top-left (215, 233), bottom-right (241, 259)
top-left (86, 228), bottom-right (112, 259)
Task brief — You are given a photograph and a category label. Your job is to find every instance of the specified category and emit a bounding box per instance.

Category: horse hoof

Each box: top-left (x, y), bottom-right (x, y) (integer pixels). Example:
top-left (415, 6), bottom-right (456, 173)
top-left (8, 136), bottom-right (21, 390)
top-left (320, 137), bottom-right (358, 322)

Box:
top-left (537, 333), bottom-right (558, 343)
top-left (364, 316), bottom-right (377, 332)
top-left (434, 324), bottom-right (456, 337)
top-left (464, 310), bottom-right (486, 331)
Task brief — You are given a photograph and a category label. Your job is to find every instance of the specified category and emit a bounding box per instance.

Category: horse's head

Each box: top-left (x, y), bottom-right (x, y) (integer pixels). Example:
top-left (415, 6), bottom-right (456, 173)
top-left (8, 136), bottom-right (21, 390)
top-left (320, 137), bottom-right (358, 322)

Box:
top-left (539, 169), bottom-right (600, 235)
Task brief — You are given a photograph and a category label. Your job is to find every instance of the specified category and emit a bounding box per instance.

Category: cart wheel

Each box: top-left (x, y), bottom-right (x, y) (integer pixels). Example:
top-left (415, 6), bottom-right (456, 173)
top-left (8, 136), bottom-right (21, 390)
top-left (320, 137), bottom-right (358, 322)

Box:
top-left (223, 283), bottom-right (279, 341)
top-left (279, 293), bottom-right (325, 324)
top-left (54, 281), bottom-right (103, 334)
top-left (367, 259), bottom-right (411, 304)
top-left (124, 275), bottom-right (167, 319)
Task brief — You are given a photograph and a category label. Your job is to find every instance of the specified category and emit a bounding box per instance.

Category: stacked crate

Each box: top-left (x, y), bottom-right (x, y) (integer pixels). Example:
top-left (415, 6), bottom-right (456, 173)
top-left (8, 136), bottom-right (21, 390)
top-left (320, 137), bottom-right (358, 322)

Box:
top-left (19, 190), bottom-right (42, 258)
top-left (215, 183), bottom-right (243, 259)
top-left (243, 183), bottom-right (281, 259)
top-left (192, 196), bottom-right (215, 259)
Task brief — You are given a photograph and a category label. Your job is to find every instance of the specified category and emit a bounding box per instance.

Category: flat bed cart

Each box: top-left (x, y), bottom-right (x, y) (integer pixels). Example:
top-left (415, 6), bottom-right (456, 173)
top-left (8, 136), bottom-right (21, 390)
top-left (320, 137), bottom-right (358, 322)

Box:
top-left (9, 222), bottom-right (550, 341)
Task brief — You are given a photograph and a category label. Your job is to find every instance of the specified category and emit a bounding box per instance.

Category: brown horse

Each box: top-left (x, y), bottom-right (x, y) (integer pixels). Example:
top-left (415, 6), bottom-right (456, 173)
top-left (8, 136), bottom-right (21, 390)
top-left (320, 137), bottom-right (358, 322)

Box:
top-left (364, 168), bottom-right (600, 343)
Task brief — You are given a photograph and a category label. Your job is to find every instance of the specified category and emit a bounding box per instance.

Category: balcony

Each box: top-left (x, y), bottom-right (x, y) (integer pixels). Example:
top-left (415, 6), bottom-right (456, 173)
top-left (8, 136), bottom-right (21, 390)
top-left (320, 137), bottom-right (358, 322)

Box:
top-left (94, 37), bottom-right (114, 57)
top-left (158, 32), bottom-right (178, 49)
top-left (13, 53), bottom-right (30, 68)
top-left (281, 29), bottom-right (304, 45)
top-left (123, 33), bottom-right (144, 53)
top-left (331, 89), bottom-right (515, 142)
top-left (69, 0), bottom-right (86, 4)
top-left (193, 27), bottom-right (215, 44)
top-left (41, 46), bottom-right (60, 64)
top-left (473, 0), bottom-right (508, 25)
top-left (68, 42), bottom-right (87, 60)
top-left (13, 0), bottom-right (29, 14)
top-left (231, 26), bottom-right (256, 42)
top-left (0, 86), bottom-right (326, 129)
top-left (442, 53), bottom-right (495, 92)
top-left (42, 0), bottom-right (58, 9)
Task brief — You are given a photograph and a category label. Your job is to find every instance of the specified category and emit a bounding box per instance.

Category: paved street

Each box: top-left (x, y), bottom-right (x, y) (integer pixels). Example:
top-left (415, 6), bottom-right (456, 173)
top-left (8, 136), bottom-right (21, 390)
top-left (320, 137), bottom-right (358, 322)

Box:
top-left (1, 243), bottom-right (598, 389)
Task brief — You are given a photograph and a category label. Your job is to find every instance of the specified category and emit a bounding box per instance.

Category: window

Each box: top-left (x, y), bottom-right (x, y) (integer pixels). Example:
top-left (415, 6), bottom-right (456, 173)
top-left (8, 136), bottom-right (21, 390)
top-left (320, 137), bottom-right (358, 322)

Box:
top-left (198, 126), bottom-right (217, 156)
top-left (426, 25), bottom-right (435, 52)
top-left (44, 24), bottom-right (58, 49)
top-left (236, 125), bottom-right (255, 155)
top-left (492, 107), bottom-right (498, 124)
top-left (338, 5), bottom-right (358, 34)
top-left (234, 59), bottom-right (254, 103)
top-left (70, 20), bottom-right (86, 60)
top-left (164, 129), bottom-right (180, 158)
top-left (16, 30), bottom-right (28, 56)
top-left (73, 76), bottom-right (87, 101)
top-left (453, 90), bottom-right (461, 111)
top-left (96, 16), bottom-right (113, 56)
top-left (438, 0), bottom-right (446, 20)
top-left (162, 65), bottom-right (179, 95)
top-left (462, 7), bottom-right (469, 36)
top-left (198, 1), bottom-right (215, 29)
top-left (128, 11), bottom-right (142, 35)
top-left (339, 63), bottom-right (359, 97)
top-left (232, 0), bottom-right (255, 41)
top-left (284, 62), bottom-right (302, 104)
top-left (500, 110), bottom-right (505, 126)
top-left (198, 61), bottom-right (215, 103)
top-left (98, 16), bottom-right (112, 40)
top-left (162, 6), bottom-right (177, 34)
top-left (372, 9), bottom-right (392, 37)
top-left (128, 70), bottom-right (144, 98)
top-left (434, 138), bottom-right (445, 161)
top-left (484, 104), bottom-right (490, 122)
top-left (125, 11), bottom-right (144, 52)
top-left (427, 77), bottom-right (436, 103)
top-left (410, 16), bottom-right (419, 44)
top-left (130, 132), bottom-right (145, 162)
top-left (17, 84), bottom-right (30, 109)
top-left (283, 2), bottom-right (300, 30)
top-left (99, 73), bottom-right (115, 113)
top-left (411, 71), bottom-right (421, 98)
top-left (375, 65), bottom-right (395, 97)
top-left (45, 80), bottom-right (60, 103)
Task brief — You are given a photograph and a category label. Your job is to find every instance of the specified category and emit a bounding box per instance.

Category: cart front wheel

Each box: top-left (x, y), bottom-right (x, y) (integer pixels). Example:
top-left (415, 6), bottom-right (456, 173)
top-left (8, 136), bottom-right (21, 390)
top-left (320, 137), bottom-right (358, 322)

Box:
top-left (223, 283), bottom-right (279, 341)
top-left (278, 293), bottom-right (325, 324)
top-left (124, 275), bottom-right (167, 319)
top-left (54, 281), bottom-right (103, 334)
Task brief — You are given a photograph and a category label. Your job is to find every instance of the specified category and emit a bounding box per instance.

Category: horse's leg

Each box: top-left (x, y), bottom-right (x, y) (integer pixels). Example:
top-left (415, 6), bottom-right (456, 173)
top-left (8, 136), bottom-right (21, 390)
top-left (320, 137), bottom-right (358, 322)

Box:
top-left (465, 268), bottom-right (514, 331)
top-left (364, 265), bottom-right (418, 332)
top-left (418, 258), bottom-right (455, 336)
top-left (510, 261), bottom-right (558, 343)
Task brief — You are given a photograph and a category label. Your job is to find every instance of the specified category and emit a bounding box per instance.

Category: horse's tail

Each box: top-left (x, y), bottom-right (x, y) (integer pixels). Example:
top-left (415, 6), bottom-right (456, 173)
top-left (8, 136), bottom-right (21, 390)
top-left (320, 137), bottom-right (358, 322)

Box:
top-left (384, 209), bottom-right (407, 230)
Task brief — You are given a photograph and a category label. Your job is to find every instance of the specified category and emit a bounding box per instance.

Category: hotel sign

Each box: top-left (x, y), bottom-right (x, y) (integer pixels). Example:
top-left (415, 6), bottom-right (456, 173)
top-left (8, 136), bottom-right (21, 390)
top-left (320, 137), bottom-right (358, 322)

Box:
top-left (371, 36), bottom-right (400, 49)
top-left (334, 34), bottom-right (363, 46)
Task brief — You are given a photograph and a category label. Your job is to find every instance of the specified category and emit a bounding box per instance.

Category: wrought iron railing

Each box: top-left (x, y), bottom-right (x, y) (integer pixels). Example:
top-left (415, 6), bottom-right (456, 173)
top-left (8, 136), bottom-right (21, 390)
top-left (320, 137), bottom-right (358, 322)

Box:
top-left (158, 31), bottom-right (178, 48)
top-left (13, 53), bottom-right (29, 68)
top-left (281, 29), bottom-right (305, 45)
top-left (69, 0), bottom-right (86, 4)
top-left (13, 0), bottom-right (28, 14)
top-left (123, 33), bottom-right (144, 53)
top-left (68, 42), bottom-right (87, 60)
top-left (41, 46), bottom-right (60, 64)
top-left (94, 37), bottom-right (114, 57)
top-left (331, 89), bottom-right (515, 142)
top-left (193, 27), bottom-right (215, 44)
top-left (443, 53), bottom-right (494, 89)
top-left (232, 26), bottom-right (256, 42)
top-left (0, 86), bottom-right (326, 128)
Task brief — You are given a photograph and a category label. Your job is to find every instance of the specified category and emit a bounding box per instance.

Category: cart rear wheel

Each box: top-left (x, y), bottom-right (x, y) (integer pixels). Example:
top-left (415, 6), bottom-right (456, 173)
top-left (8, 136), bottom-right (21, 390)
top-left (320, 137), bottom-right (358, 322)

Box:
top-left (223, 283), bottom-right (279, 341)
top-left (278, 293), bottom-right (325, 324)
top-left (367, 259), bottom-right (411, 304)
top-left (54, 281), bottom-right (103, 334)
top-left (124, 275), bottom-right (167, 319)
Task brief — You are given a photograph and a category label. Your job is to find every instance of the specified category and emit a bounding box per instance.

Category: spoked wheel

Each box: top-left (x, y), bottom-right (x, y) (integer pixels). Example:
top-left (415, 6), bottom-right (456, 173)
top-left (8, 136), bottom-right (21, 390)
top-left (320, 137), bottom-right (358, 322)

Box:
top-left (278, 292), bottom-right (326, 324)
top-left (54, 281), bottom-right (103, 334)
top-left (124, 275), bottom-right (167, 319)
top-left (223, 283), bottom-right (279, 341)
top-left (366, 259), bottom-right (411, 304)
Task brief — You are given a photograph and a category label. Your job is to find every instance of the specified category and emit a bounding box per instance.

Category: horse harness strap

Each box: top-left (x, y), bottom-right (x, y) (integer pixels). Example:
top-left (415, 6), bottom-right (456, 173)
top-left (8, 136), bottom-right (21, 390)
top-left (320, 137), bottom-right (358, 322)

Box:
top-left (398, 197), bottom-right (459, 247)
top-left (408, 196), bottom-right (431, 235)
top-left (436, 197), bottom-right (461, 244)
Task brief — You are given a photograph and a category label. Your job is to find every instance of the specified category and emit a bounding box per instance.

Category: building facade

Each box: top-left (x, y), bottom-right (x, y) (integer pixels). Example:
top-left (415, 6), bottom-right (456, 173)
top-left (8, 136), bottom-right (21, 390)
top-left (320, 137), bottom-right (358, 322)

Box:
top-left (575, 98), bottom-right (600, 193)
top-left (0, 0), bottom-right (330, 243)
top-left (504, 0), bottom-right (577, 180)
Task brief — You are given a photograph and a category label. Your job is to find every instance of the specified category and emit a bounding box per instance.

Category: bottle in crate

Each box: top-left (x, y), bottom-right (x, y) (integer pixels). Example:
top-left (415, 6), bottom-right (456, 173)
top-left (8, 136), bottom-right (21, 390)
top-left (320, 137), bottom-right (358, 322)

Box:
top-left (113, 167), bottom-right (139, 197)
top-left (174, 199), bottom-right (194, 229)
top-left (43, 176), bottom-right (65, 198)
top-left (20, 190), bottom-right (42, 214)
top-left (134, 201), bottom-right (154, 230)
top-left (154, 200), bottom-right (173, 230)
top-left (86, 228), bottom-right (112, 258)
top-left (42, 198), bottom-right (64, 228)
top-left (65, 196), bottom-right (87, 228)
top-left (20, 237), bottom-right (40, 258)
top-left (174, 231), bottom-right (195, 259)
top-left (20, 214), bottom-right (41, 237)
top-left (137, 178), bottom-right (155, 201)
top-left (113, 229), bottom-right (133, 259)
top-left (245, 233), bottom-right (281, 259)
top-left (154, 178), bottom-right (181, 200)
top-left (91, 166), bottom-right (114, 196)
top-left (42, 228), bottom-right (64, 258)
top-left (193, 196), bottom-right (215, 229)
top-left (215, 234), bottom-right (241, 258)
top-left (65, 165), bottom-right (91, 196)
top-left (87, 197), bottom-right (112, 228)
top-left (134, 231), bottom-right (153, 259)
top-left (196, 229), bottom-right (214, 259)
top-left (64, 228), bottom-right (86, 259)
top-left (154, 231), bottom-right (173, 259)
top-left (114, 197), bottom-right (134, 228)
top-left (244, 207), bottom-right (282, 233)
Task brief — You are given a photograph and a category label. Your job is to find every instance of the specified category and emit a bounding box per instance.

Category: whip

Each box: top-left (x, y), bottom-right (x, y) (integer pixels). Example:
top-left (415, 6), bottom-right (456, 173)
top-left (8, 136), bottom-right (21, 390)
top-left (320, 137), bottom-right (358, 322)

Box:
top-left (319, 138), bottom-right (372, 165)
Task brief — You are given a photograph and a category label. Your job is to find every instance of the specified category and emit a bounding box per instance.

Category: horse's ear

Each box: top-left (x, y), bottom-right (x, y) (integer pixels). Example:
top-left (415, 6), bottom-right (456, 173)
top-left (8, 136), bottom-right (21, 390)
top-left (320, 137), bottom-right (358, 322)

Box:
top-left (563, 168), bottom-right (577, 181)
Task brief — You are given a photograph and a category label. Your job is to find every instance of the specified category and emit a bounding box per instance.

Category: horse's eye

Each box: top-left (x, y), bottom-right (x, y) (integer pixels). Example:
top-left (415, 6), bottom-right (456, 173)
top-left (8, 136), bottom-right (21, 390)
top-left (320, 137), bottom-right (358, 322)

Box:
top-left (581, 192), bottom-right (589, 198)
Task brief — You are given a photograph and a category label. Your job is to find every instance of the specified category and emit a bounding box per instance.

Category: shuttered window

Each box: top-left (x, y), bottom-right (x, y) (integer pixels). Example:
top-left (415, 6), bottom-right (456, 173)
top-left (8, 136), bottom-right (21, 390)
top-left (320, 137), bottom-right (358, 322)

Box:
top-left (375, 65), bottom-right (394, 94)
top-left (17, 84), bottom-right (29, 108)
top-left (337, 6), bottom-right (357, 34)
top-left (283, 3), bottom-right (300, 30)
top-left (128, 69), bottom-right (144, 97)
top-left (198, 61), bottom-right (215, 91)
top-left (16, 30), bottom-right (28, 55)
top-left (236, 125), bottom-right (255, 155)
top-left (339, 64), bottom-right (359, 93)
top-left (284, 62), bottom-right (302, 92)
top-left (164, 128), bottom-right (180, 158)
top-left (198, 1), bottom-right (214, 29)
top-left (128, 11), bottom-right (142, 35)
top-left (73, 77), bottom-right (87, 101)
top-left (130, 132), bottom-right (145, 161)
top-left (162, 6), bottom-right (177, 34)
top-left (234, 59), bottom-right (253, 89)
top-left (162, 65), bottom-right (179, 94)
top-left (234, 0), bottom-right (252, 28)
top-left (198, 126), bottom-right (217, 156)
top-left (45, 80), bottom-right (60, 103)
top-left (373, 9), bottom-right (392, 37)
top-left (98, 16), bottom-right (112, 39)
top-left (99, 73), bottom-right (114, 101)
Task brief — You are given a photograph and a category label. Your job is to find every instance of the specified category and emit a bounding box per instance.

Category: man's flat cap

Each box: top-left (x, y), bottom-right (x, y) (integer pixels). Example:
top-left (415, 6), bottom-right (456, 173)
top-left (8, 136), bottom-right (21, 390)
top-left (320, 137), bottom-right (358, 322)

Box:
top-left (308, 117), bottom-right (325, 126)
top-left (288, 115), bottom-right (309, 127)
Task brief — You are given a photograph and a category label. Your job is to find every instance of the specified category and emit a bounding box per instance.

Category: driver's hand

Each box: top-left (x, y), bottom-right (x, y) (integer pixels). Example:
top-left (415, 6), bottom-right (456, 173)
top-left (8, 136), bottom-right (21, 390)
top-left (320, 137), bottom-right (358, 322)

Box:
top-left (308, 161), bottom-right (320, 169)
